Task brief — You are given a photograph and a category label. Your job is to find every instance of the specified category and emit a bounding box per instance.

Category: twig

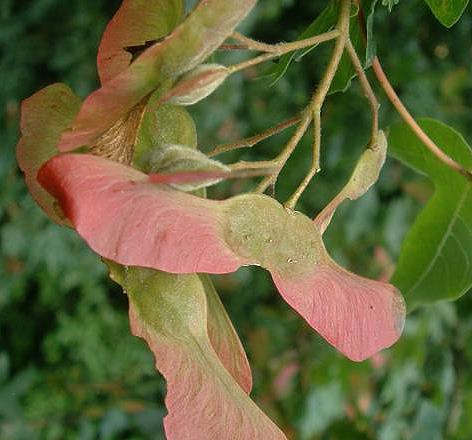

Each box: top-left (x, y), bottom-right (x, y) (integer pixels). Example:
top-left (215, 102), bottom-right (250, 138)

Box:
top-left (371, 57), bottom-right (472, 180)
top-left (354, 1), bottom-right (471, 181)
top-left (256, 114), bottom-right (312, 193)
top-left (207, 115), bottom-right (302, 157)
top-left (227, 30), bottom-right (340, 74)
top-left (231, 31), bottom-right (282, 53)
top-left (229, 160), bottom-right (277, 170)
top-left (218, 44), bottom-right (248, 51)
top-left (345, 39), bottom-right (379, 144)
top-left (227, 52), bottom-right (278, 75)
top-left (284, 0), bottom-right (352, 209)
top-left (285, 110), bottom-right (321, 208)
top-left (231, 30), bottom-right (340, 56)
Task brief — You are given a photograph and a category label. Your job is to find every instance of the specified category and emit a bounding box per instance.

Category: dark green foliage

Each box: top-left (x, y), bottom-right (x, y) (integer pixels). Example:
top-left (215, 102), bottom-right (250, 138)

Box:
top-left (424, 0), bottom-right (470, 27)
top-left (1, 0), bottom-right (472, 438)
top-left (389, 118), bottom-right (472, 310)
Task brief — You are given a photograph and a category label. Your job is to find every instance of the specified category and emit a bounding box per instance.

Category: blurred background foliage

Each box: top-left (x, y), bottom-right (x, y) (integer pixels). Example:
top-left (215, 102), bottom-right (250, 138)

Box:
top-left (1, 0), bottom-right (472, 438)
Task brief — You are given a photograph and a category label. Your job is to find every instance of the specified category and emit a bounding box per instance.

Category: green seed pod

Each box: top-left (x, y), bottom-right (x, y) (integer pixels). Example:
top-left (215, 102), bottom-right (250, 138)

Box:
top-left (315, 131), bottom-right (388, 233)
top-left (344, 130), bottom-right (388, 200)
top-left (144, 143), bottom-right (230, 191)
top-left (162, 64), bottom-right (229, 106)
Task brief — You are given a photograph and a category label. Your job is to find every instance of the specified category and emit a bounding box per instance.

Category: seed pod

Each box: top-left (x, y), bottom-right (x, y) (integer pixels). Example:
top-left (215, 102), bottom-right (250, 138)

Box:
top-left (344, 130), bottom-right (388, 200)
top-left (315, 131), bottom-right (388, 233)
top-left (162, 64), bottom-right (229, 106)
top-left (144, 143), bottom-right (230, 191)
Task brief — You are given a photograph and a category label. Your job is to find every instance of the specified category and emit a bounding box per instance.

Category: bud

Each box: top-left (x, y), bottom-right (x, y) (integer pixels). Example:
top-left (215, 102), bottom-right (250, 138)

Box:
top-left (344, 130), bottom-right (387, 200)
top-left (144, 144), bottom-right (230, 191)
top-left (161, 64), bottom-right (229, 106)
top-left (315, 131), bottom-right (388, 233)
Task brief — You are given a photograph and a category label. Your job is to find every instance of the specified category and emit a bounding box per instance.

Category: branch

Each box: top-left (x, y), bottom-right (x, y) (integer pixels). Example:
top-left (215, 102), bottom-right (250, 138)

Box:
top-left (207, 115), bottom-right (302, 157)
top-left (227, 30), bottom-right (340, 74)
top-left (284, 0), bottom-right (352, 208)
top-left (230, 31), bottom-right (282, 53)
top-left (256, 115), bottom-right (312, 193)
top-left (345, 39), bottom-right (379, 143)
top-left (284, 110), bottom-right (321, 208)
top-left (371, 57), bottom-right (472, 181)
top-left (230, 30), bottom-right (340, 56)
top-left (218, 44), bottom-right (248, 51)
top-left (354, 1), bottom-right (471, 181)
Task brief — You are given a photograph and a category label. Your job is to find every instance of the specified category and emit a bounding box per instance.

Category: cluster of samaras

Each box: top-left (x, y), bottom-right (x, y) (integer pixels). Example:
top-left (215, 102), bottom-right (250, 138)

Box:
top-left (17, 1), bottom-right (405, 438)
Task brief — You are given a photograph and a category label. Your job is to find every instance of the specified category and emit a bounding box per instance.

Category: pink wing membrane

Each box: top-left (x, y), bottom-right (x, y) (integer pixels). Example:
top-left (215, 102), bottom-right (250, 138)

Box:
top-left (97, 0), bottom-right (183, 84)
top-left (148, 170), bottom-right (231, 185)
top-left (16, 83), bottom-right (81, 224)
top-left (37, 154), bottom-right (246, 274)
top-left (128, 278), bottom-right (286, 440)
top-left (272, 260), bottom-right (406, 362)
top-left (201, 274), bottom-right (253, 394)
top-left (59, 0), bottom-right (257, 151)
top-left (39, 153), bottom-right (405, 361)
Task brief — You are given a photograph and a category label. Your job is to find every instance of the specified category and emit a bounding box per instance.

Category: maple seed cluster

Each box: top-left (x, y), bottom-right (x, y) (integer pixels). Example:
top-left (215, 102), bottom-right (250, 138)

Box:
top-left (17, 0), bottom-right (405, 439)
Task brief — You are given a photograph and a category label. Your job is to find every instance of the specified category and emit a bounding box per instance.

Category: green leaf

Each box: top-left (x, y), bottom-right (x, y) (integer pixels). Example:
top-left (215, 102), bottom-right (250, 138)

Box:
top-left (424, 0), bottom-right (469, 27)
top-left (388, 118), bottom-right (472, 310)
top-left (266, 1), bottom-right (339, 86)
top-left (299, 382), bottom-right (345, 439)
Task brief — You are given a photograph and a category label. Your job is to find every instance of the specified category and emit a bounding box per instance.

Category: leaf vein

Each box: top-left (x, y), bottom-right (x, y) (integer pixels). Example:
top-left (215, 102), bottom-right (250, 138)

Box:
top-left (409, 185), bottom-right (471, 296)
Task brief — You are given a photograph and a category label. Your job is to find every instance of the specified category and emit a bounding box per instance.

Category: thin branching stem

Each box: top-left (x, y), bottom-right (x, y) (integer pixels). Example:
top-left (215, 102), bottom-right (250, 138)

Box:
top-left (227, 53), bottom-right (276, 74)
top-left (230, 30), bottom-right (340, 55)
top-left (285, 110), bottom-right (321, 209)
top-left (371, 57), bottom-right (472, 180)
top-left (255, 114), bottom-right (312, 193)
top-left (218, 44), bottom-right (248, 51)
top-left (284, 0), bottom-right (352, 209)
top-left (345, 39), bottom-right (379, 144)
top-left (227, 115), bottom-right (311, 177)
top-left (227, 30), bottom-right (340, 74)
top-left (354, 0), bottom-right (472, 181)
top-left (229, 160), bottom-right (278, 170)
top-left (208, 115), bottom-right (302, 157)
top-left (231, 31), bottom-right (282, 53)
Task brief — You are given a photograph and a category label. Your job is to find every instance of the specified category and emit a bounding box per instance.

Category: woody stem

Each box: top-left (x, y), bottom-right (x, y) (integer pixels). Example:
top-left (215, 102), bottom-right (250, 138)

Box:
top-left (284, 0), bottom-right (352, 208)
top-left (354, 0), bottom-right (471, 181)
top-left (371, 57), bottom-right (472, 180)
top-left (345, 39), bottom-right (379, 144)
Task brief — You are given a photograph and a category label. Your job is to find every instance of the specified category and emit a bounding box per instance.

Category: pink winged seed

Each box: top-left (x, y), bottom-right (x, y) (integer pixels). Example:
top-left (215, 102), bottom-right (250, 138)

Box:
top-left (272, 264), bottom-right (405, 362)
top-left (97, 0), bottom-right (183, 84)
top-left (38, 154), bottom-right (405, 361)
top-left (59, 0), bottom-right (257, 151)
top-left (201, 274), bottom-right (253, 394)
top-left (16, 83), bottom-right (81, 224)
top-left (129, 301), bottom-right (286, 440)
top-left (37, 154), bottom-right (247, 274)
